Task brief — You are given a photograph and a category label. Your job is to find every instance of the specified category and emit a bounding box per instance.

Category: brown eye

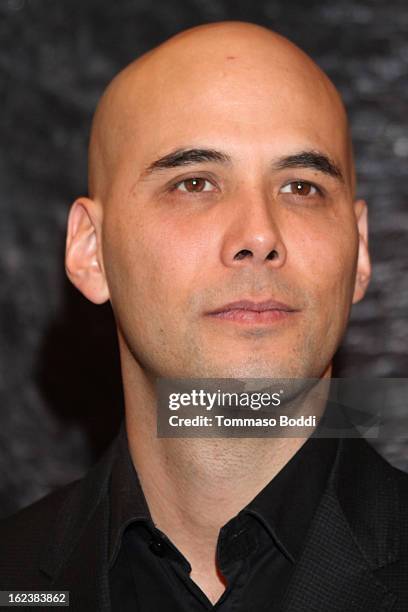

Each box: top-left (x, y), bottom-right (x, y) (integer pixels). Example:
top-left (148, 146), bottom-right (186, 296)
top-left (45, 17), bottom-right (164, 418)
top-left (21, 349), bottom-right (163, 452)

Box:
top-left (176, 178), bottom-right (213, 193)
top-left (280, 181), bottom-right (318, 196)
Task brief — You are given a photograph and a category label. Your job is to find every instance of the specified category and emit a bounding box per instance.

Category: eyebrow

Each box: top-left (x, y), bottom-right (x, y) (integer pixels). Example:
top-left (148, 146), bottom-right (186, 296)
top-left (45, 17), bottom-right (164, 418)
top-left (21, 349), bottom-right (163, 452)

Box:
top-left (141, 147), bottom-right (344, 182)
top-left (142, 148), bottom-right (231, 176)
top-left (273, 151), bottom-right (344, 182)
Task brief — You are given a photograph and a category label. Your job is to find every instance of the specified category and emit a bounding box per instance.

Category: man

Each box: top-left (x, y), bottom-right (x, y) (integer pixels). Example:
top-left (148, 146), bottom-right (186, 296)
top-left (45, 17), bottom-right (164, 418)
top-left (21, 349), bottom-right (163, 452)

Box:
top-left (0, 21), bottom-right (407, 612)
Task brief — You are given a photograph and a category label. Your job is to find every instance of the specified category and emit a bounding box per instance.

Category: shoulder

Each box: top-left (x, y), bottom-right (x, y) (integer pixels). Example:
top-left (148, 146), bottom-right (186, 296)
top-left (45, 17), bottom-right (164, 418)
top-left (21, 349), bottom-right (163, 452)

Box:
top-left (339, 435), bottom-right (408, 501)
top-left (0, 479), bottom-right (82, 588)
top-left (330, 435), bottom-right (408, 539)
top-left (338, 434), bottom-right (408, 484)
top-left (0, 430), bottom-right (119, 588)
top-left (337, 437), bottom-right (408, 559)
top-left (0, 478), bottom-right (79, 538)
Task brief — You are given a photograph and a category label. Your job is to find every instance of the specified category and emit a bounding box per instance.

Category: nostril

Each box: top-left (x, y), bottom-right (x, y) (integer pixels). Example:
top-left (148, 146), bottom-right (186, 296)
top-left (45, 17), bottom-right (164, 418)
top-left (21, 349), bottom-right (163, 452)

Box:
top-left (234, 249), bottom-right (253, 261)
top-left (267, 249), bottom-right (279, 260)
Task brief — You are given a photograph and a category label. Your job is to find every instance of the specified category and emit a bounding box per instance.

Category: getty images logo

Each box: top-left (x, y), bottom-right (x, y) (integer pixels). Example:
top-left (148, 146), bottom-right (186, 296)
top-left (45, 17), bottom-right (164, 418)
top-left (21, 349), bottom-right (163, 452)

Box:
top-left (168, 388), bottom-right (283, 411)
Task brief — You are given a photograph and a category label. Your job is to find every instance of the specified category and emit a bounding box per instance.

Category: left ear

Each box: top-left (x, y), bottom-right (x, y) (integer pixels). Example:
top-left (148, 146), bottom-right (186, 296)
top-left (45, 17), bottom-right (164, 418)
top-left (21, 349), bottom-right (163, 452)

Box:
top-left (352, 199), bottom-right (371, 304)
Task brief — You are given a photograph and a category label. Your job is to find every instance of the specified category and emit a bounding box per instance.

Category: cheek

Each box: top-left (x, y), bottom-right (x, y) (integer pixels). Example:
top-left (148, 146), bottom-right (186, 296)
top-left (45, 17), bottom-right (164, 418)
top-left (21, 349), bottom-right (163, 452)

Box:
top-left (103, 208), bottom-right (210, 315)
top-left (289, 216), bottom-right (359, 311)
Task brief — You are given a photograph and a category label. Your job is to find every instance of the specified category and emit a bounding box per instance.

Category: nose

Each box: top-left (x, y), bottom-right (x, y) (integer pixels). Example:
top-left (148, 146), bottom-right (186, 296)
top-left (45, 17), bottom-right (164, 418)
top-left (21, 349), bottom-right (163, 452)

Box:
top-left (220, 192), bottom-right (287, 269)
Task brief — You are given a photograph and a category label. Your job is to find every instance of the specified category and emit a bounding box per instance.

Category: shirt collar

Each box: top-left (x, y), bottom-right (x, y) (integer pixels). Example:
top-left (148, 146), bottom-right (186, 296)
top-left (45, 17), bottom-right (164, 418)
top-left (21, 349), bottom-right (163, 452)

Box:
top-left (241, 432), bottom-right (339, 562)
top-left (108, 408), bottom-right (340, 568)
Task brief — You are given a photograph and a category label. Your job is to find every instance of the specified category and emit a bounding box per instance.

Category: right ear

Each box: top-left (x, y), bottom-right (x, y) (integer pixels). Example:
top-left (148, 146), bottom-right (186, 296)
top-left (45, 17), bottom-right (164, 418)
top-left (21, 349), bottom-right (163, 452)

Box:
top-left (65, 197), bottom-right (110, 304)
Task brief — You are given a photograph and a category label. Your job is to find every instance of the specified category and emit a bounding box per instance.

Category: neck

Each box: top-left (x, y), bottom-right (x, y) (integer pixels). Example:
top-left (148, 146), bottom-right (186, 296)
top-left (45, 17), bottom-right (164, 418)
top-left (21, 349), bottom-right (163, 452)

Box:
top-left (119, 354), bottom-right (331, 601)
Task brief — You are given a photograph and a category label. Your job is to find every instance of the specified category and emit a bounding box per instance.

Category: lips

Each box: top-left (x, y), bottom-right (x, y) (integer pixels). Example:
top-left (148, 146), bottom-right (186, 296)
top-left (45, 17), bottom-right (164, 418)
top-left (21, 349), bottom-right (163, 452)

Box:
top-left (207, 298), bottom-right (295, 315)
top-left (205, 298), bottom-right (298, 324)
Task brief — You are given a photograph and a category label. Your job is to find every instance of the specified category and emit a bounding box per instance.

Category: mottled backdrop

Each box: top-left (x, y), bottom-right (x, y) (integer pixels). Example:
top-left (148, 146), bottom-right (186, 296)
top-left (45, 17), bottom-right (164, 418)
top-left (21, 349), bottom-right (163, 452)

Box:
top-left (1, 0), bottom-right (407, 518)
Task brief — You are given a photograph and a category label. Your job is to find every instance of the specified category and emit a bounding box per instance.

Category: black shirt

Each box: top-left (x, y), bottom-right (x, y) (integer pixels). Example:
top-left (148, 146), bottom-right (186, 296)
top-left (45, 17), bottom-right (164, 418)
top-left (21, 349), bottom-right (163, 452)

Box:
top-left (109, 421), bottom-right (339, 611)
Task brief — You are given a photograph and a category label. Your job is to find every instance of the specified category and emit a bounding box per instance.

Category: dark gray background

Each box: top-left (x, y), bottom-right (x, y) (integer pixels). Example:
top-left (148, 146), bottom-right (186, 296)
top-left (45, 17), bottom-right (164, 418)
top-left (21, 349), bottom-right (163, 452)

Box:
top-left (1, 0), bottom-right (407, 518)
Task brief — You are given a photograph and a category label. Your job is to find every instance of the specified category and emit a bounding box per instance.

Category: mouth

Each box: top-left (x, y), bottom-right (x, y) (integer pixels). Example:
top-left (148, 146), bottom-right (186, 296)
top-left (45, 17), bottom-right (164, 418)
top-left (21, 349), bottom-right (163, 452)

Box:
top-left (205, 298), bottom-right (298, 325)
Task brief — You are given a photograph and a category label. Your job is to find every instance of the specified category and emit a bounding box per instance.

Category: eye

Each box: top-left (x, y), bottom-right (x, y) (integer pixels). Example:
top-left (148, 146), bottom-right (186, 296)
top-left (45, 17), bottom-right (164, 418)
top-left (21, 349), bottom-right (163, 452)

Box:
top-left (280, 181), bottom-right (319, 197)
top-left (174, 177), bottom-right (215, 193)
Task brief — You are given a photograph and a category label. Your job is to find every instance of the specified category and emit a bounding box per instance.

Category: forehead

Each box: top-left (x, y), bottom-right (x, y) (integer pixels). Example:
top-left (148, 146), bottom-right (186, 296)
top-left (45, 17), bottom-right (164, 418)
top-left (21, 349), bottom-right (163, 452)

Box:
top-left (108, 35), bottom-right (351, 184)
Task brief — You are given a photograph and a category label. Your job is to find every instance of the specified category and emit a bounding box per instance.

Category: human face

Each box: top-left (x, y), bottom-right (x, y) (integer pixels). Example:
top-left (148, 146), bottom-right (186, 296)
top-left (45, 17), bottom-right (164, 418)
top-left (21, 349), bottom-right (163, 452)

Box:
top-left (99, 38), bottom-right (370, 380)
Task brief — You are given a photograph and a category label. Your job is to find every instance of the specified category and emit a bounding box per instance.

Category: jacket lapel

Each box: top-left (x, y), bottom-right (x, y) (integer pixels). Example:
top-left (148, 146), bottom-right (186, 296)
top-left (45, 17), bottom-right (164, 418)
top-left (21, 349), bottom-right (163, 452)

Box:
top-left (52, 494), bottom-right (111, 611)
top-left (280, 488), bottom-right (397, 611)
top-left (39, 434), bottom-right (118, 612)
top-left (281, 436), bottom-right (399, 612)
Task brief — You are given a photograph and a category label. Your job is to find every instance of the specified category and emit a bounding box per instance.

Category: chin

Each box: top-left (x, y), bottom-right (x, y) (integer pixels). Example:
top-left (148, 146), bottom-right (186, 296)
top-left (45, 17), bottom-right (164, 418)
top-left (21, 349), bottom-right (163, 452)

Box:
top-left (195, 359), bottom-right (305, 380)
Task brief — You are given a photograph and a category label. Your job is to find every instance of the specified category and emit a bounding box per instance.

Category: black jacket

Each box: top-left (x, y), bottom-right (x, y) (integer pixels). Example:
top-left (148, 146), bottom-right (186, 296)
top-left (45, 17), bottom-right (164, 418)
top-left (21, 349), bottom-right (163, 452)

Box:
top-left (1, 431), bottom-right (408, 611)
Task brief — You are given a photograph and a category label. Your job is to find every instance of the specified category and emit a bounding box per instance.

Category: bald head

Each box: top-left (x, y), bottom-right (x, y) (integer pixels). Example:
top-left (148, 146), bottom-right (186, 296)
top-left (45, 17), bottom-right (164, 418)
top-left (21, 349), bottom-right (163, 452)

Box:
top-left (88, 21), bottom-right (354, 202)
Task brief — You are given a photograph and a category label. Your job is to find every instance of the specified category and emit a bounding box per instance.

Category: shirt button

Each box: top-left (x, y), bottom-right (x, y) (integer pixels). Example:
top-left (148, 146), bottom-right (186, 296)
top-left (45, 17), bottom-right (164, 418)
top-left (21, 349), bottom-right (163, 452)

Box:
top-left (149, 538), bottom-right (166, 557)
